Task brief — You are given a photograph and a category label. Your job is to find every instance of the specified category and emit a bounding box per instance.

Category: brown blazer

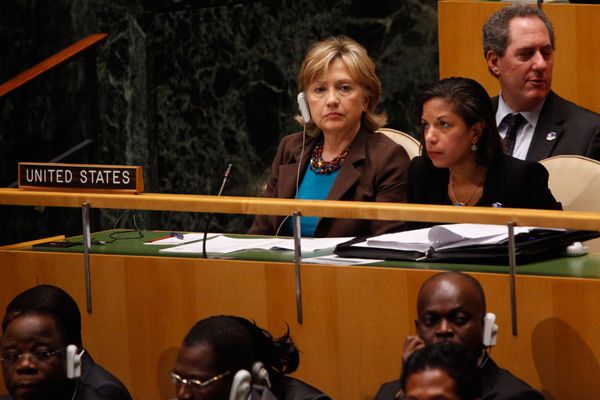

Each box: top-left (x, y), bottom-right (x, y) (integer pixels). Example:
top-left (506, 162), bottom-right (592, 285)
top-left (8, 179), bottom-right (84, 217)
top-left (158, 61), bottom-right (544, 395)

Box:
top-left (249, 127), bottom-right (409, 237)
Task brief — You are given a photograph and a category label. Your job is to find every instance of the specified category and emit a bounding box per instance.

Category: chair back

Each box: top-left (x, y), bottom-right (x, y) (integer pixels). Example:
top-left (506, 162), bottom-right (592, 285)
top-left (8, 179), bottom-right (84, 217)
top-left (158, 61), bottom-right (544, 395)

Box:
top-left (540, 155), bottom-right (600, 252)
top-left (539, 155), bottom-right (600, 212)
top-left (377, 128), bottom-right (421, 159)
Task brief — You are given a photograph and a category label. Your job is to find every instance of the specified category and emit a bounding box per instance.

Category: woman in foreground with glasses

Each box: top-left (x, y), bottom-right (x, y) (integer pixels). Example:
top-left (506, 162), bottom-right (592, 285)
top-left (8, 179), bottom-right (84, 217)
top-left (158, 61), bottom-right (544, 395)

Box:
top-left (171, 315), bottom-right (330, 400)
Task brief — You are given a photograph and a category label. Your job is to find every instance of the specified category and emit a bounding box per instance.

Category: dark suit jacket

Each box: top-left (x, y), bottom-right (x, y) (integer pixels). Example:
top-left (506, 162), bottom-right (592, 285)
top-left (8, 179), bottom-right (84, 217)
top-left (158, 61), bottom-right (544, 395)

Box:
top-left (249, 127), bottom-right (409, 237)
top-left (407, 154), bottom-right (561, 211)
top-left (75, 352), bottom-right (132, 400)
top-left (480, 357), bottom-right (544, 400)
top-left (492, 91), bottom-right (600, 161)
top-left (276, 376), bottom-right (331, 400)
top-left (373, 356), bottom-right (543, 400)
top-left (0, 353), bottom-right (131, 400)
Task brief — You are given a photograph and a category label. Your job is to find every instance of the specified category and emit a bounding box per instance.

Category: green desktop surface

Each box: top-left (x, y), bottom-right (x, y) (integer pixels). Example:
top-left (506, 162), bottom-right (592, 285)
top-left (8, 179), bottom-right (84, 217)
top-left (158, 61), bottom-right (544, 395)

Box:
top-left (25, 230), bottom-right (600, 279)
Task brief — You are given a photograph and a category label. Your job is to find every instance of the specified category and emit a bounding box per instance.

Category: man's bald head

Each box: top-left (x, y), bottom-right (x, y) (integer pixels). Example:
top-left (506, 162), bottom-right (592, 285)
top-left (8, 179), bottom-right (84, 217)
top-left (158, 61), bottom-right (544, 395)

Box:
top-left (417, 272), bottom-right (486, 314)
top-left (415, 272), bottom-right (487, 357)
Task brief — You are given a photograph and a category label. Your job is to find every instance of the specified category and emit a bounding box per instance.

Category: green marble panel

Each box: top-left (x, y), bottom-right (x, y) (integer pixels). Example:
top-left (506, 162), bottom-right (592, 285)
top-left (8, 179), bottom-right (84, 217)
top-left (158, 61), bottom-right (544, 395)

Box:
top-left (1, 0), bottom-right (438, 244)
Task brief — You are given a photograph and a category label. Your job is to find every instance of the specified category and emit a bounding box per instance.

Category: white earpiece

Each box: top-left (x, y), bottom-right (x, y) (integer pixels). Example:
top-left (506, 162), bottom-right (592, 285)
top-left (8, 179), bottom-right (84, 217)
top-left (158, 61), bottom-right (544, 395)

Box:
top-left (251, 361), bottom-right (271, 388)
top-left (66, 345), bottom-right (85, 379)
top-left (483, 313), bottom-right (498, 347)
top-left (297, 92), bottom-right (311, 123)
top-left (229, 370), bottom-right (251, 400)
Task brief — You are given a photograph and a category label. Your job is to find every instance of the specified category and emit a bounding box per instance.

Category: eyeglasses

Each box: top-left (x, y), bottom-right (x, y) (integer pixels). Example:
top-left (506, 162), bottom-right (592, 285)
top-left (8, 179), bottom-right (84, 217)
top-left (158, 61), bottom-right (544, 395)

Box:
top-left (0, 348), bottom-right (65, 366)
top-left (169, 370), bottom-right (230, 393)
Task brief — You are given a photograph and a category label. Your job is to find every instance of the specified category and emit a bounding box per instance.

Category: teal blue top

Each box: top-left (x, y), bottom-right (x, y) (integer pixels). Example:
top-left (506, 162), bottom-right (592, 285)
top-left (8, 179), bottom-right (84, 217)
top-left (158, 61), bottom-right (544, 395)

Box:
top-left (286, 167), bottom-right (339, 237)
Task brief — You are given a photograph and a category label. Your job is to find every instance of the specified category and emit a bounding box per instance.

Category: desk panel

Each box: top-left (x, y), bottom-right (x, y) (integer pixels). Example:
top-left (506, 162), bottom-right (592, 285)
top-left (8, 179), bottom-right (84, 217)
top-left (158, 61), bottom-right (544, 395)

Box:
top-left (1, 237), bottom-right (600, 399)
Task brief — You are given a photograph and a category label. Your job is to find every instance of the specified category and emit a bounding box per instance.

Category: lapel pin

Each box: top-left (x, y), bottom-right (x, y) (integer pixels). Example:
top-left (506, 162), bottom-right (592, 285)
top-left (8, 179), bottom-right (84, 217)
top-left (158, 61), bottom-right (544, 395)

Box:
top-left (546, 131), bottom-right (557, 141)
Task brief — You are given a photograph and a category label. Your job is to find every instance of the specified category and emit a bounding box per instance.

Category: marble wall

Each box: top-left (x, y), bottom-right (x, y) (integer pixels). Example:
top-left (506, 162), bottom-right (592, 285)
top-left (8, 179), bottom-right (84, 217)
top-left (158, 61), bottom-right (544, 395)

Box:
top-left (0, 0), bottom-right (438, 244)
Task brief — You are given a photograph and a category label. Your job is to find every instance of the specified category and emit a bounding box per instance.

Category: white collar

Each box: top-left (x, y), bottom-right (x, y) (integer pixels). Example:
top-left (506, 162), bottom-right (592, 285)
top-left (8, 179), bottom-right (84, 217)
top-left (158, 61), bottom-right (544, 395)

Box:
top-left (496, 94), bottom-right (546, 128)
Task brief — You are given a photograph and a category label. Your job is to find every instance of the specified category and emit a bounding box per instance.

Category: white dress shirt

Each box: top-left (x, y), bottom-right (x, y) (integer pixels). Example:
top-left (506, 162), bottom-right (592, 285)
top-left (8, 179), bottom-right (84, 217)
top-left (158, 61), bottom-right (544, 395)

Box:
top-left (496, 95), bottom-right (545, 160)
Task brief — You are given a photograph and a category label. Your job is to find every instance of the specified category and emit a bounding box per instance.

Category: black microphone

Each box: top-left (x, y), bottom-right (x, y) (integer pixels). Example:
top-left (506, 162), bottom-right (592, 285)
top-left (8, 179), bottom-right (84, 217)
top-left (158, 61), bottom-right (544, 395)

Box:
top-left (203, 163), bottom-right (233, 258)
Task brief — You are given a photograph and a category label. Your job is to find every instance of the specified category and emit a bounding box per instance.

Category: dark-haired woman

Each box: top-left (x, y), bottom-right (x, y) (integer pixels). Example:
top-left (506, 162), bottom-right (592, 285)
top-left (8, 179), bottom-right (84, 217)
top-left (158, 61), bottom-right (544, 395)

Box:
top-left (171, 315), bottom-right (330, 400)
top-left (408, 77), bottom-right (560, 224)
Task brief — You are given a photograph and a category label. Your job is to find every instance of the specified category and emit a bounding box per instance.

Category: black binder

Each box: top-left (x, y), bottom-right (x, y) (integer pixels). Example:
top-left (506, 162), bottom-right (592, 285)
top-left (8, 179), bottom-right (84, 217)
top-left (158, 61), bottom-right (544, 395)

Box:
top-left (334, 229), bottom-right (600, 265)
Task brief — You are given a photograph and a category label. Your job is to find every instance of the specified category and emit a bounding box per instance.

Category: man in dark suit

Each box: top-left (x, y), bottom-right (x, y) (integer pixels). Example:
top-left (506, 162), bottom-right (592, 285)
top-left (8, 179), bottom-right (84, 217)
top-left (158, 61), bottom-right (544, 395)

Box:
top-left (483, 3), bottom-right (600, 162)
top-left (0, 285), bottom-right (132, 400)
top-left (374, 272), bottom-right (543, 400)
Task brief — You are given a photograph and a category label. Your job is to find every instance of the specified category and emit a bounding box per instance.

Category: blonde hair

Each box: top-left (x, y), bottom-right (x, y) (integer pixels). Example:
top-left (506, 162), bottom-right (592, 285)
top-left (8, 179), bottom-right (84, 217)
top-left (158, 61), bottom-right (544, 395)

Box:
top-left (297, 36), bottom-right (387, 136)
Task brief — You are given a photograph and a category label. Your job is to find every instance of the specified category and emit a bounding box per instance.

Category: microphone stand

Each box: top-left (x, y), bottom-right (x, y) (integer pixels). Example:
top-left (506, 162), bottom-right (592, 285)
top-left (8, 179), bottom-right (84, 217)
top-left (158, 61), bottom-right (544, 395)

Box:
top-left (203, 163), bottom-right (232, 258)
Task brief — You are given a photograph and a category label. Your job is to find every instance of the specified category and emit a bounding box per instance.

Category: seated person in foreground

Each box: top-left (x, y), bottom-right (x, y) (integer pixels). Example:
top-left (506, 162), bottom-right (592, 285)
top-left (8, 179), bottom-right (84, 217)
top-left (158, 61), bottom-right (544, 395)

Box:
top-left (250, 35), bottom-right (409, 238)
top-left (171, 315), bottom-right (330, 400)
top-left (401, 342), bottom-right (481, 400)
top-left (408, 77), bottom-right (561, 219)
top-left (374, 271), bottom-right (543, 400)
top-left (0, 285), bottom-right (132, 400)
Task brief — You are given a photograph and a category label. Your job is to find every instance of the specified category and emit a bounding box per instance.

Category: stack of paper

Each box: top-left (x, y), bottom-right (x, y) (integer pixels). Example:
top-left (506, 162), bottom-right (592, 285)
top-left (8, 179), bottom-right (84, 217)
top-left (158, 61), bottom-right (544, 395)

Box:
top-left (363, 224), bottom-right (563, 252)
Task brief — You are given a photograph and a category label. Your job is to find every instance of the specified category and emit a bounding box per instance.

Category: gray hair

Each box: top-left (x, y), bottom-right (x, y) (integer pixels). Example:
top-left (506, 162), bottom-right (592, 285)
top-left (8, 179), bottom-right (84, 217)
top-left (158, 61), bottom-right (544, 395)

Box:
top-left (482, 2), bottom-right (555, 58)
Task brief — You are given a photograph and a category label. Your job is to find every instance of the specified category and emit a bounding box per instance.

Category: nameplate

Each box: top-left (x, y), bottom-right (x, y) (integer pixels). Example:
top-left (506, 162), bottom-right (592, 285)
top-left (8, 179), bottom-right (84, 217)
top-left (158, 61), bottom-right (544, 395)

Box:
top-left (18, 163), bottom-right (144, 193)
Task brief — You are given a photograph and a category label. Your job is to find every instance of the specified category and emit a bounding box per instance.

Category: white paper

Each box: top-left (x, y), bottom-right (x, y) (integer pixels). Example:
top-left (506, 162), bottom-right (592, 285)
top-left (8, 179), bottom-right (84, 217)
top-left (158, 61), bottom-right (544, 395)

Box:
top-left (160, 236), bottom-right (282, 254)
top-left (301, 255), bottom-right (384, 265)
top-left (359, 224), bottom-right (565, 253)
top-left (144, 233), bottom-right (217, 245)
top-left (366, 228), bottom-right (432, 252)
top-left (270, 237), bottom-right (354, 252)
top-left (429, 224), bottom-right (525, 248)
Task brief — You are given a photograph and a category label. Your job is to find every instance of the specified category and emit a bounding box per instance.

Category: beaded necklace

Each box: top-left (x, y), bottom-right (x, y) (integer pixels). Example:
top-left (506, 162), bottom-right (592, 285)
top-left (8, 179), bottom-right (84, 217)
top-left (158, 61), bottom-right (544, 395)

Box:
top-left (309, 139), bottom-right (351, 175)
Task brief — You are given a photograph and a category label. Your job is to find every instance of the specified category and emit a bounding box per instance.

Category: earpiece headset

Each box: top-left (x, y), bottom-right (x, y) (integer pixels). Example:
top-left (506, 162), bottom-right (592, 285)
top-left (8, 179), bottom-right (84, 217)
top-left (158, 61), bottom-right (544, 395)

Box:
top-left (297, 92), bottom-right (312, 123)
top-left (66, 345), bottom-right (85, 379)
top-left (274, 92), bottom-right (310, 237)
top-left (482, 312), bottom-right (498, 347)
top-left (251, 361), bottom-right (271, 388)
top-left (228, 362), bottom-right (273, 400)
top-left (228, 370), bottom-right (252, 400)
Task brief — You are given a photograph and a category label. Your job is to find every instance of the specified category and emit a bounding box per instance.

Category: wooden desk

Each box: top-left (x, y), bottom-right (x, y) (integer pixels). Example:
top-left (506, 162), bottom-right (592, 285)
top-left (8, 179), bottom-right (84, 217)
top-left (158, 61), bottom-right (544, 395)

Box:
top-left (1, 233), bottom-right (600, 399)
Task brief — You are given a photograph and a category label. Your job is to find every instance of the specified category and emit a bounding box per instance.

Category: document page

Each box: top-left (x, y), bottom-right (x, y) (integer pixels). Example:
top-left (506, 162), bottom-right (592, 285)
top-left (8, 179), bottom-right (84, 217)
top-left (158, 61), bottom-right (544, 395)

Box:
top-left (364, 228), bottom-right (432, 252)
top-left (302, 254), bottom-right (384, 265)
top-left (360, 224), bottom-right (559, 252)
top-left (160, 236), bottom-right (355, 255)
top-left (270, 237), bottom-right (354, 252)
top-left (160, 236), bottom-right (282, 254)
top-left (144, 233), bottom-right (217, 245)
top-left (429, 224), bottom-right (521, 250)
